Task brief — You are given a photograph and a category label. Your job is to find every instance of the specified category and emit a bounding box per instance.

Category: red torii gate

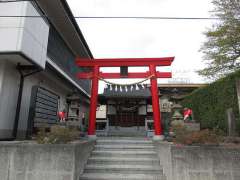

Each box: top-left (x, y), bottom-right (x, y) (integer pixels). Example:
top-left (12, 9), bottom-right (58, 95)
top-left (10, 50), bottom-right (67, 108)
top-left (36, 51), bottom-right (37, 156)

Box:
top-left (76, 57), bottom-right (174, 140)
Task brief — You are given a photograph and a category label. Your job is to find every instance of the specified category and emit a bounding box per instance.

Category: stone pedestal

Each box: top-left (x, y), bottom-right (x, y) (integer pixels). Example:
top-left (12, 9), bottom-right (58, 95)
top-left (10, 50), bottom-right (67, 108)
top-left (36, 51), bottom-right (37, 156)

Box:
top-left (171, 120), bottom-right (184, 127)
top-left (153, 135), bottom-right (165, 141)
top-left (184, 122), bottom-right (200, 132)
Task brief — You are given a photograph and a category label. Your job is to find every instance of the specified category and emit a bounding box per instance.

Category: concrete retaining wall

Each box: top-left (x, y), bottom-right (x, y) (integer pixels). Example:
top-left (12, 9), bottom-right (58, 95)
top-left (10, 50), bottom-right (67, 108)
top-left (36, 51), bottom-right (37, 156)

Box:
top-left (0, 140), bottom-right (95, 180)
top-left (154, 142), bottom-right (240, 180)
top-left (154, 142), bottom-right (173, 180)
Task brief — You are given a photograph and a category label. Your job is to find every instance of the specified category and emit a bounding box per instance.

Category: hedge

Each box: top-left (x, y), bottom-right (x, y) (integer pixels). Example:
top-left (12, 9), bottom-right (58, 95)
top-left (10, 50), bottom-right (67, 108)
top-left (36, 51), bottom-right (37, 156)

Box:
top-left (181, 70), bottom-right (240, 134)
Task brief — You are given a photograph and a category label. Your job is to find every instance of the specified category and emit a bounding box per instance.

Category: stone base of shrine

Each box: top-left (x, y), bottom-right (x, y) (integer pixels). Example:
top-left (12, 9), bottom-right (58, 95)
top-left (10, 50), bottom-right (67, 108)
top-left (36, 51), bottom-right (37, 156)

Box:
top-left (88, 135), bottom-right (97, 140)
top-left (153, 135), bottom-right (164, 141)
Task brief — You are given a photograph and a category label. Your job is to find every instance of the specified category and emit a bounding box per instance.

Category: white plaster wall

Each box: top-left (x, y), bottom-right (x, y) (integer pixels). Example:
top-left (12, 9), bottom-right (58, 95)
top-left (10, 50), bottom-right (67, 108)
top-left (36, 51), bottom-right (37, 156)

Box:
top-left (0, 2), bottom-right (24, 51)
top-left (17, 67), bottom-right (90, 138)
top-left (0, 2), bottom-right (49, 68)
top-left (17, 69), bottom-right (73, 138)
top-left (0, 61), bottom-right (5, 97)
top-left (0, 61), bottom-right (20, 138)
top-left (96, 105), bottom-right (107, 119)
top-left (138, 105), bottom-right (147, 115)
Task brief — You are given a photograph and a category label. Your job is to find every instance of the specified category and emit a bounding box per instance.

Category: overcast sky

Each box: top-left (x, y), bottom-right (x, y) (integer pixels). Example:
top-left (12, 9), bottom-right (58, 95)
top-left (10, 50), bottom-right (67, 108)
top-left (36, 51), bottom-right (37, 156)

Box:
top-left (67, 0), bottom-right (215, 93)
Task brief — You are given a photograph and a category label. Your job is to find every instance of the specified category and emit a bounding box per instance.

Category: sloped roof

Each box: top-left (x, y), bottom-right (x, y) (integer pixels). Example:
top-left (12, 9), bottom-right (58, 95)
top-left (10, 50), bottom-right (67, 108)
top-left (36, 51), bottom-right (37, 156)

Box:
top-left (36, 0), bottom-right (93, 58)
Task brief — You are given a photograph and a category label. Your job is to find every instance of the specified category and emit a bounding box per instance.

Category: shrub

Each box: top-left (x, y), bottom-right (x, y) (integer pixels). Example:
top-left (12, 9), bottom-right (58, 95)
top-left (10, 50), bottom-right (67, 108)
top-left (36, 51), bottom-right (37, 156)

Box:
top-left (181, 70), bottom-right (240, 134)
top-left (36, 126), bottom-right (80, 144)
top-left (223, 136), bottom-right (240, 144)
top-left (172, 124), bottom-right (191, 144)
top-left (188, 129), bottom-right (222, 145)
top-left (172, 124), bottom-right (222, 145)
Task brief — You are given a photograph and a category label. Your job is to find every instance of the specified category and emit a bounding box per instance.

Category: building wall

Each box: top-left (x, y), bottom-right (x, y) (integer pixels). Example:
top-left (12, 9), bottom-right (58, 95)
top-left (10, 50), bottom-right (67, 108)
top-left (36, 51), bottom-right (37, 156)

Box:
top-left (17, 66), bottom-right (74, 138)
top-left (0, 1), bottom-right (49, 138)
top-left (0, 1), bottom-right (91, 139)
top-left (47, 26), bottom-right (91, 93)
top-left (0, 60), bottom-right (89, 139)
top-left (0, 61), bottom-right (20, 138)
top-left (0, 1), bottom-right (49, 68)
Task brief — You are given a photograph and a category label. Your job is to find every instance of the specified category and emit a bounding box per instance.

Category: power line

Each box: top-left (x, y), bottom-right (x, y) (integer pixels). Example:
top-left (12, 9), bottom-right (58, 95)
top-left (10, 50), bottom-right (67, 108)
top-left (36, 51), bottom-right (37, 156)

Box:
top-left (75, 16), bottom-right (220, 20)
top-left (0, 0), bottom-right (233, 21)
top-left (0, 15), bottom-right (221, 20)
top-left (0, 1), bottom-right (221, 20)
top-left (0, 0), bottom-right (33, 2)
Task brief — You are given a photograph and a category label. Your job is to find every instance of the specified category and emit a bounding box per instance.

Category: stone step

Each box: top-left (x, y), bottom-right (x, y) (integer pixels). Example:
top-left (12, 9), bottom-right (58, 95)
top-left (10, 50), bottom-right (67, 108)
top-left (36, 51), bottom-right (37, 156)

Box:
top-left (97, 139), bottom-right (153, 145)
top-left (98, 136), bottom-right (147, 139)
top-left (107, 133), bottom-right (146, 137)
top-left (80, 173), bottom-right (166, 180)
top-left (95, 144), bottom-right (155, 150)
top-left (80, 137), bottom-right (164, 180)
top-left (88, 157), bottom-right (160, 165)
top-left (84, 164), bottom-right (163, 174)
top-left (91, 150), bottom-right (156, 158)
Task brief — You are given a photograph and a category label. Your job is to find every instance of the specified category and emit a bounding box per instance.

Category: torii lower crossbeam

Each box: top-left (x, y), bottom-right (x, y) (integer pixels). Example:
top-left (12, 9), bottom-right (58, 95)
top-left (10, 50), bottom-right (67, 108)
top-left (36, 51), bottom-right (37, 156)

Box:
top-left (76, 57), bottom-right (175, 140)
top-left (77, 72), bottom-right (172, 79)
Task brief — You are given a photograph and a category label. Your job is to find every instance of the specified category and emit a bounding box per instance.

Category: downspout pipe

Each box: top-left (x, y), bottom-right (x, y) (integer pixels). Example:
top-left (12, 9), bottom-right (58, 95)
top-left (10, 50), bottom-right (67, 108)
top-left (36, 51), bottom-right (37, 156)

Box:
top-left (0, 65), bottom-right (41, 141)
top-left (13, 67), bottom-right (42, 139)
top-left (12, 70), bottom-right (24, 139)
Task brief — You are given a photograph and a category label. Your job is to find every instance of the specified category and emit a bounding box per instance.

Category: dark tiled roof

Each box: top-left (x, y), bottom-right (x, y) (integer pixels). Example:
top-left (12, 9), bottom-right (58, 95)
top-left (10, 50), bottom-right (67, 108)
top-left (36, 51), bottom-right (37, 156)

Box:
top-left (101, 85), bottom-right (151, 98)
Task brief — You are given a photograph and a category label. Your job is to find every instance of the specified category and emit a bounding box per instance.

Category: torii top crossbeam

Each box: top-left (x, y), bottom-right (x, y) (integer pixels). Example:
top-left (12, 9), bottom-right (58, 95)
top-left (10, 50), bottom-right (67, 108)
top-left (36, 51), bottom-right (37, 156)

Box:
top-left (76, 57), bottom-right (175, 141)
top-left (76, 57), bottom-right (174, 67)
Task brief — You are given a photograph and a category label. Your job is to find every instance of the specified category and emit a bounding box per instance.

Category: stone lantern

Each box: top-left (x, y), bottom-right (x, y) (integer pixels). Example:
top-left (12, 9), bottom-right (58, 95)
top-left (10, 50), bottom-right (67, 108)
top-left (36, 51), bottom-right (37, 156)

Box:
top-left (170, 88), bottom-right (184, 125)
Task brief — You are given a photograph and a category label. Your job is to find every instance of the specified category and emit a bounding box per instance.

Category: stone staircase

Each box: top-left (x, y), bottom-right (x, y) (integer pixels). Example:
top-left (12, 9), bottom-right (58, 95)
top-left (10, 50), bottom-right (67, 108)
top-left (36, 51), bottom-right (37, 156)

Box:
top-left (107, 126), bottom-right (146, 137)
top-left (79, 137), bottom-right (166, 180)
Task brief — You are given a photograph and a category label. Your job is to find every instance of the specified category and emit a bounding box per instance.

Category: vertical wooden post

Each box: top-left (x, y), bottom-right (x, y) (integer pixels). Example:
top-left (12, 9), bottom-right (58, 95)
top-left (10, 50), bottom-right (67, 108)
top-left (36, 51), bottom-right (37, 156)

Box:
top-left (149, 64), bottom-right (164, 140)
top-left (236, 79), bottom-right (240, 116)
top-left (88, 65), bottom-right (99, 138)
top-left (227, 108), bottom-right (237, 136)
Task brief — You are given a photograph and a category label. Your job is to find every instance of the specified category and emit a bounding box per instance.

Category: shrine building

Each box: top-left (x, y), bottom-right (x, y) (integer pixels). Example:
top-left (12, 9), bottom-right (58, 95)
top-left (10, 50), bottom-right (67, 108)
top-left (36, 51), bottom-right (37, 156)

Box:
top-left (95, 83), bottom-right (205, 137)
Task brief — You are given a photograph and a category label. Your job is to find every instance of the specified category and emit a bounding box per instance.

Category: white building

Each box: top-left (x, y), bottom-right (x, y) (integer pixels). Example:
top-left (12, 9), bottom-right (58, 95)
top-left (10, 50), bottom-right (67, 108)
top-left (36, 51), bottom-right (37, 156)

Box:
top-left (0, 0), bottom-right (92, 139)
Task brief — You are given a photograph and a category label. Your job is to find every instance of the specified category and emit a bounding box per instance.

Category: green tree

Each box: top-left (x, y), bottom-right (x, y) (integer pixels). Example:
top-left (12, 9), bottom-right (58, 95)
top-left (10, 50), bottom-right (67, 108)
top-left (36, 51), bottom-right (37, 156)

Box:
top-left (199, 0), bottom-right (240, 79)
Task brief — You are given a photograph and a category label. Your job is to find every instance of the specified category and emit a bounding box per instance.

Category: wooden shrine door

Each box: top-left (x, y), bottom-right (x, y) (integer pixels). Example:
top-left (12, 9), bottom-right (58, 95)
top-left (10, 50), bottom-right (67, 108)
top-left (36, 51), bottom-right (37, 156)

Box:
top-left (116, 100), bottom-right (138, 127)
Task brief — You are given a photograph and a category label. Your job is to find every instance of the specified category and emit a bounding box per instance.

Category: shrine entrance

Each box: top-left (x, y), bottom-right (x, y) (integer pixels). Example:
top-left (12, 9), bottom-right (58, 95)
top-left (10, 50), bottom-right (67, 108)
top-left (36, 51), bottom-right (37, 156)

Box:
top-left (76, 57), bottom-right (174, 140)
top-left (116, 100), bottom-right (140, 127)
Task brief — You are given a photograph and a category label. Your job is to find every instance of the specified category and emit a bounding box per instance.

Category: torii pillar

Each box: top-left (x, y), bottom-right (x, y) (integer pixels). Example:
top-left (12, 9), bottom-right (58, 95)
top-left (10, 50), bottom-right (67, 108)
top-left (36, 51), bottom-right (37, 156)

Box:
top-left (76, 57), bottom-right (174, 140)
top-left (88, 65), bottom-right (99, 139)
top-left (149, 64), bottom-right (163, 140)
